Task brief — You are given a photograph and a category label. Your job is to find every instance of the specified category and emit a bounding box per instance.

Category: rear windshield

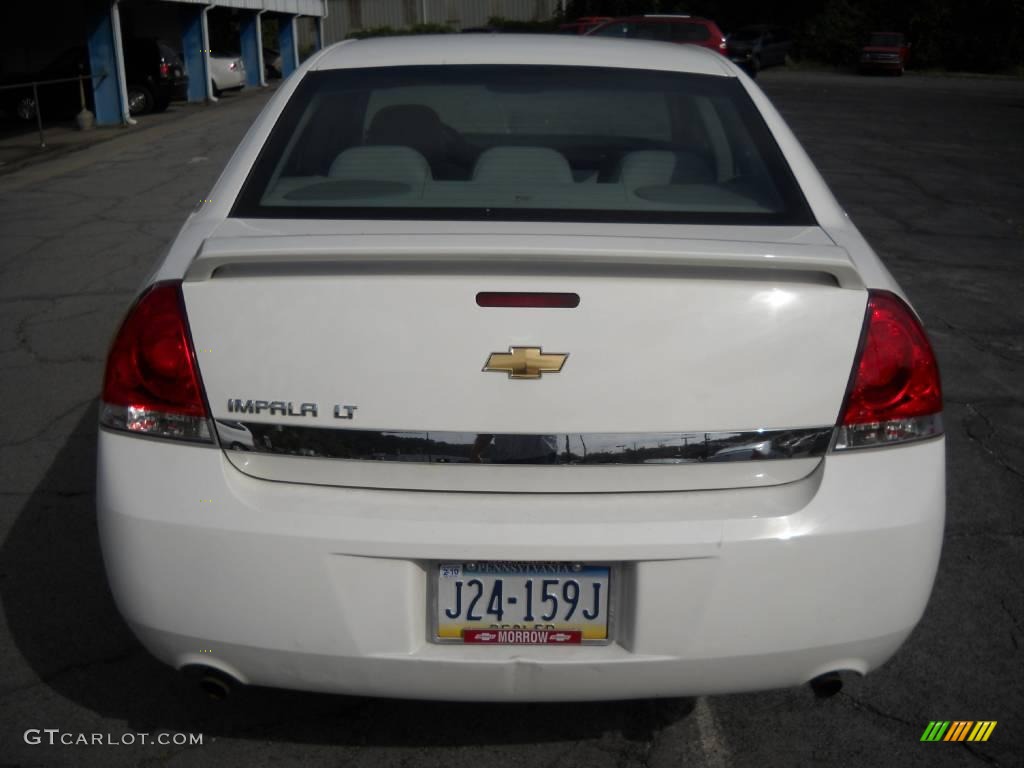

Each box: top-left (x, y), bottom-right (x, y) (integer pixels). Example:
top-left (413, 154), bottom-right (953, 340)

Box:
top-left (868, 33), bottom-right (904, 47)
top-left (232, 65), bottom-right (814, 225)
top-left (730, 28), bottom-right (765, 41)
top-left (158, 41), bottom-right (180, 61)
top-left (589, 21), bottom-right (711, 42)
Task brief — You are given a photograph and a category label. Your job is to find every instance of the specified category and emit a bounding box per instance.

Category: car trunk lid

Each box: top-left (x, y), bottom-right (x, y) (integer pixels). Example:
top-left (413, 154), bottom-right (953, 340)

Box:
top-left (182, 231), bottom-right (865, 493)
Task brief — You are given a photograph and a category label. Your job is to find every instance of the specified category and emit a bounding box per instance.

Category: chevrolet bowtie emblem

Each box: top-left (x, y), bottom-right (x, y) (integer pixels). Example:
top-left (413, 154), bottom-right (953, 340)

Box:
top-left (484, 347), bottom-right (568, 379)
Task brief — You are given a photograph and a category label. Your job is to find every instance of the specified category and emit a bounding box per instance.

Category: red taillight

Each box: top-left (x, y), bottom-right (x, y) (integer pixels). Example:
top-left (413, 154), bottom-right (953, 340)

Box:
top-left (834, 290), bottom-right (942, 450)
top-left (476, 292), bottom-right (580, 308)
top-left (159, 61), bottom-right (171, 77)
top-left (101, 282), bottom-right (212, 441)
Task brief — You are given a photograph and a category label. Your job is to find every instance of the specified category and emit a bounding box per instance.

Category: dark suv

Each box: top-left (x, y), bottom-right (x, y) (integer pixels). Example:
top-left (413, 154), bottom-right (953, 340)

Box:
top-left (587, 15), bottom-right (728, 56)
top-left (143, 39), bottom-right (189, 112)
top-left (0, 37), bottom-right (187, 121)
top-left (726, 25), bottom-right (793, 77)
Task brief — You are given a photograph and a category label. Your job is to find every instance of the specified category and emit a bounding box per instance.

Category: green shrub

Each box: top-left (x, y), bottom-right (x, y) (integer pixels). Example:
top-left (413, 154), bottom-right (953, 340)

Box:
top-left (795, 0), bottom-right (867, 67)
top-left (485, 16), bottom-right (561, 33)
top-left (346, 23), bottom-right (455, 40)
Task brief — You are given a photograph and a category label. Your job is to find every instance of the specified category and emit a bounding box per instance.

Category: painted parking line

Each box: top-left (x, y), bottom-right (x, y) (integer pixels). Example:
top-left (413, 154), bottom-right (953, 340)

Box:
top-left (695, 697), bottom-right (731, 768)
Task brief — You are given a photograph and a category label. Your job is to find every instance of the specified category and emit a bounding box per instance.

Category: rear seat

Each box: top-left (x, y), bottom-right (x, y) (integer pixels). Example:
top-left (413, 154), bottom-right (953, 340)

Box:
top-left (619, 150), bottom-right (716, 190)
top-left (472, 147), bottom-right (574, 184)
top-left (321, 145), bottom-right (719, 206)
top-left (328, 146), bottom-right (432, 196)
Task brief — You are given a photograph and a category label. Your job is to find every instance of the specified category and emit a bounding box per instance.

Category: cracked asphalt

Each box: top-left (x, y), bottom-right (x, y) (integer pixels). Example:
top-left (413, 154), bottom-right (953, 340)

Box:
top-left (0, 70), bottom-right (1021, 767)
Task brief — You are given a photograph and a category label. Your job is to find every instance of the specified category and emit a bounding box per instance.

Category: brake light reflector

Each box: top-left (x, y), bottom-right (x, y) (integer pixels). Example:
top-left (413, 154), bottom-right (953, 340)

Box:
top-left (834, 290), bottom-right (942, 450)
top-left (100, 282), bottom-right (212, 442)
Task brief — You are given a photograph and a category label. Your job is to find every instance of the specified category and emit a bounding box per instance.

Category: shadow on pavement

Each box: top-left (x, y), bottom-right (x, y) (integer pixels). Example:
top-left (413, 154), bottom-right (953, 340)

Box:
top-left (0, 403), bottom-right (695, 746)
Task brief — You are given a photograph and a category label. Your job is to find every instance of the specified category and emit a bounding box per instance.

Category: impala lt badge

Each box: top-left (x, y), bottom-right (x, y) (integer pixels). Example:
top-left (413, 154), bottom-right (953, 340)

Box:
top-left (226, 399), bottom-right (358, 419)
top-left (227, 399), bottom-right (318, 417)
top-left (333, 405), bottom-right (358, 419)
top-left (484, 347), bottom-right (568, 379)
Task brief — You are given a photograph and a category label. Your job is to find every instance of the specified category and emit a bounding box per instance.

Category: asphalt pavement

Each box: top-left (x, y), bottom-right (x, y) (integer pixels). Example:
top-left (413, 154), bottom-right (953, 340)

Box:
top-left (0, 69), bottom-right (1021, 767)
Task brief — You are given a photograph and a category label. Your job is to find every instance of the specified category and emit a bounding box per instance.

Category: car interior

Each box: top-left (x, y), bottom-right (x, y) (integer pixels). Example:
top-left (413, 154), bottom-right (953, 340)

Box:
top-left (242, 68), bottom-right (797, 218)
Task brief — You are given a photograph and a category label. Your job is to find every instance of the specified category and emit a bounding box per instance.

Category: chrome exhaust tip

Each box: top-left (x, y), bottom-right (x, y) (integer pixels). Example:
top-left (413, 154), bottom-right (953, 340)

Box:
top-left (181, 665), bottom-right (238, 701)
top-left (809, 671), bottom-right (843, 698)
top-left (200, 673), bottom-right (232, 701)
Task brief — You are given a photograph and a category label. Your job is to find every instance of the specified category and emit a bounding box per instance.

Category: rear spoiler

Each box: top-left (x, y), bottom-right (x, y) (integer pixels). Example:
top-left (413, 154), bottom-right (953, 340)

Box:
top-left (185, 234), bottom-right (864, 289)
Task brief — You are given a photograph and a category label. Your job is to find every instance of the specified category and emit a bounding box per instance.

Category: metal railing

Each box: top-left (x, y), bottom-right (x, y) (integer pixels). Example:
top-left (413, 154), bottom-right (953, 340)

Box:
top-left (0, 72), bottom-right (106, 149)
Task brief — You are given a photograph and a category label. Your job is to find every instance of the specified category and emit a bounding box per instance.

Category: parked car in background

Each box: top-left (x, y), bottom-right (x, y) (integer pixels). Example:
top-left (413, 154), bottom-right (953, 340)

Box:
top-left (263, 47), bottom-right (283, 79)
top-left (98, 34), bottom-right (945, 703)
top-left (726, 25), bottom-right (792, 77)
top-left (0, 47), bottom-right (90, 121)
top-left (209, 53), bottom-right (246, 96)
top-left (859, 32), bottom-right (911, 75)
top-left (131, 39), bottom-right (188, 113)
top-left (557, 16), bottom-right (613, 35)
top-left (0, 38), bottom-right (186, 121)
top-left (587, 14), bottom-right (728, 56)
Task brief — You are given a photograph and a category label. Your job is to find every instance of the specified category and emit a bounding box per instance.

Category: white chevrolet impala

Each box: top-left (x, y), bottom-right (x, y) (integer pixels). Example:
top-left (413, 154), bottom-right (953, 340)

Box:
top-left (97, 35), bottom-right (944, 701)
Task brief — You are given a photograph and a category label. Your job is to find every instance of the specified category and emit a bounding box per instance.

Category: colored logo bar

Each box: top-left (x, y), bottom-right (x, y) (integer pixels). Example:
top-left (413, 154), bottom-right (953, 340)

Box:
top-left (920, 721), bottom-right (997, 742)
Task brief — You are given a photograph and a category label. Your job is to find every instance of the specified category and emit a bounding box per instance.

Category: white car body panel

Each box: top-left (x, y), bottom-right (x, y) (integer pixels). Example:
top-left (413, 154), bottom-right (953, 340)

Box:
top-left (99, 35), bottom-right (944, 701)
top-left (209, 54), bottom-right (246, 93)
top-left (185, 232), bottom-right (863, 285)
top-left (98, 431), bottom-right (944, 700)
top-left (185, 267), bottom-right (861, 433)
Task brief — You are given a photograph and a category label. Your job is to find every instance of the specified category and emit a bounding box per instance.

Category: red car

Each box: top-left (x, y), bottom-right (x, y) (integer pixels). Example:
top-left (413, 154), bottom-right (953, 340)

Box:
top-left (859, 32), bottom-right (911, 75)
top-left (587, 15), bottom-right (728, 56)
top-left (557, 16), bottom-right (613, 35)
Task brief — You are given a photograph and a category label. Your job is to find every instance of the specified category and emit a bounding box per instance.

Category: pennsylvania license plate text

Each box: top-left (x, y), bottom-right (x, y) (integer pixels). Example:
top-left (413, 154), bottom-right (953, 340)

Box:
top-left (435, 562), bottom-right (611, 643)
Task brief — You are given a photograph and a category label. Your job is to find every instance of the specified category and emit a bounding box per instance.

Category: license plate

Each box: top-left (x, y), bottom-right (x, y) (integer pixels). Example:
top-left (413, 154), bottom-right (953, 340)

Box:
top-left (434, 562), bottom-right (611, 644)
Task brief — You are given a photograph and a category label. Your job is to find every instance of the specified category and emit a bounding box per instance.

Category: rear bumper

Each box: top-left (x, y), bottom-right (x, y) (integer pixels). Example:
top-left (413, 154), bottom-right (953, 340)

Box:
top-left (97, 431), bottom-right (944, 701)
top-left (162, 78), bottom-right (188, 102)
top-left (859, 59), bottom-right (904, 71)
top-left (213, 71), bottom-right (245, 91)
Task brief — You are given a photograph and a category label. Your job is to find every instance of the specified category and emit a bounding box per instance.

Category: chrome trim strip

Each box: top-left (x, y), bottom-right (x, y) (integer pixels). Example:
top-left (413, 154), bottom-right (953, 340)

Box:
top-left (215, 422), bottom-right (834, 465)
